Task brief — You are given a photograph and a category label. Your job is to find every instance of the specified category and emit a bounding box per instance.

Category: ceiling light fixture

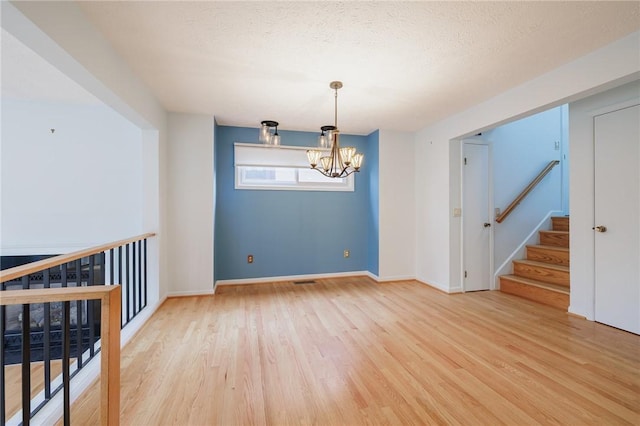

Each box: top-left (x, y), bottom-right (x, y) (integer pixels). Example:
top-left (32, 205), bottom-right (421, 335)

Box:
top-left (259, 120), bottom-right (281, 146)
top-left (306, 81), bottom-right (363, 178)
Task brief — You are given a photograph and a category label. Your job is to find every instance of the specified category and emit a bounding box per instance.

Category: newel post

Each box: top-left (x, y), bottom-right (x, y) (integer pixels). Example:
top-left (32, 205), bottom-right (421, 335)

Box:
top-left (100, 285), bottom-right (121, 426)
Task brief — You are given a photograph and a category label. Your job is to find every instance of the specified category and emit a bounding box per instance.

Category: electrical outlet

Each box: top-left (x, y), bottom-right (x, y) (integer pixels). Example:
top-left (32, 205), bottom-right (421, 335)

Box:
top-left (247, 255), bottom-right (254, 264)
top-left (344, 250), bottom-right (350, 258)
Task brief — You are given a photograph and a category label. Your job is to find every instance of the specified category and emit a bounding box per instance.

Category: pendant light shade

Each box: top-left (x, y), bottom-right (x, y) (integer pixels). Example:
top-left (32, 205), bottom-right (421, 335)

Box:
top-left (259, 120), bottom-right (279, 146)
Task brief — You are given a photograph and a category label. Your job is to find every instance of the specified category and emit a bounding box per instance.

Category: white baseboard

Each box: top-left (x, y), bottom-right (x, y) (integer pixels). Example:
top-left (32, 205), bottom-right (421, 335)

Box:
top-left (416, 279), bottom-right (462, 294)
top-left (376, 274), bottom-right (416, 282)
top-left (26, 297), bottom-right (165, 426)
top-left (214, 270), bottom-right (373, 291)
top-left (493, 210), bottom-right (563, 289)
top-left (167, 289), bottom-right (215, 297)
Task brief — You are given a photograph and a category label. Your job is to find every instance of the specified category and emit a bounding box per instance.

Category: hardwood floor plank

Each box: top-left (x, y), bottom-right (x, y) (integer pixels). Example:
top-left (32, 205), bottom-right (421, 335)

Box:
top-left (60, 278), bottom-right (639, 425)
top-left (5, 360), bottom-right (67, 420)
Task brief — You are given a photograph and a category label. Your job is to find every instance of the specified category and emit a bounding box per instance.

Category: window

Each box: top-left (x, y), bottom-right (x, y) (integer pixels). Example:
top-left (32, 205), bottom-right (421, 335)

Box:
top-left (234, 143), bottom-right (354, 191)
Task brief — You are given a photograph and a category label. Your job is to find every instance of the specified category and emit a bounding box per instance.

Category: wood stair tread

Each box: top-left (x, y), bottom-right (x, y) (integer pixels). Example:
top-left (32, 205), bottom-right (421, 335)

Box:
top-left (500, 275), bottom-right (570, 295)
top-left (512, 259), bottom-right (569, 272)
top-left (539, 230), bottom-right (569, 235)
top-left (526, 244), bottom-right (569, 252)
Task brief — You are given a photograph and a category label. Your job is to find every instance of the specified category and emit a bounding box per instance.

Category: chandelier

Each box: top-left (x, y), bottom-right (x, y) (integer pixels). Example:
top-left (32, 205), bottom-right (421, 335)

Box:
top-left (306, 81), bottom-right (364, 178)
top-left (259, 120), bottom-right (281, 146)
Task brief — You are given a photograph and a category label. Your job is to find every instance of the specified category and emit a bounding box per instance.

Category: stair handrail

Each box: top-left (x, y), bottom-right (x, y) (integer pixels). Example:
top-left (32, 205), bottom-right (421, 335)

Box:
top-left (496, 160), bottom-right (560, 224)
top-left (0, 285), bottom-right (121, 426)
top-left (0, 232), bottom-right (155, 283)
top-left (1, 232), bottom-right (154, 424)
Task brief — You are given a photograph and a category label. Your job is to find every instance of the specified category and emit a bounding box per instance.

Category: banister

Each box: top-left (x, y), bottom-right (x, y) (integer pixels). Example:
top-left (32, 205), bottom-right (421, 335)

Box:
top-left (0, 285), bottom-right (121, 426)
top-left (0, 232), bottom-right (155, 283)
top-left (496, 160), bottom-right (560, 224)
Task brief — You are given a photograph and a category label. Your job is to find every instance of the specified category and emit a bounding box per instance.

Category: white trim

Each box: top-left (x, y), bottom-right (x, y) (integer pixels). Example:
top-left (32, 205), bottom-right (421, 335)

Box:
top-left (365, 271), bottom-right (380, 281)
top-left (27, 296), bottom-right (166, 426)
top-left (214, 271), bottom-right (419, 290)
top-left (167, 289), bottom-right (216, 297)
top-left (235, 165), bottom-right (354, 192)
top-left (417, 279), bottom-right (463, 294)
top-left (492, 210), bottom-right (562, 289)
top-left (587, 98), bottom-right (639, 118)
top-left (233, 142), bottom-right (354, 192)
top-left (461, 139), bottom-right (494, 292)
top-left (585, 98), bottom-right (640, 322)
top-left (376, 274), bottom-right (416, 282)
top-left (214, 270), bottom-right (373, 290)
top-left (234, 142), bottom-right (317, 169)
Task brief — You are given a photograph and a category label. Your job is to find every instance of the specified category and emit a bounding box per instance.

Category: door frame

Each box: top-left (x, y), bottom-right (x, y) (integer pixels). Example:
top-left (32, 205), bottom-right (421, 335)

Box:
top-left (592, 101), bottom-right (640, 329)
top-left (461, 139), bottom-right (495, 292)
top-left (576, 97), bottom-right (639, 319)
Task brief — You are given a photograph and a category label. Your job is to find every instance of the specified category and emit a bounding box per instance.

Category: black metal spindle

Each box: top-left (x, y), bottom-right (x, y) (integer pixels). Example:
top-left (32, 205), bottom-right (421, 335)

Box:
top-left (126, 244), bottom-right (131, 323)
top-left (43, 268), bottom-right (51, 399)
top-left (118, 247), bottom-right (123, 327)
top-left (144, 238), bottom-right (148, 308)
top-left (88, 256), bottom-right (95, 357)
top-left (21, 301), bottom-right (31, 426)
top-left (75, 260), bottom-right (83, 369)
top-left (132, 241), bottom-right (137, 317)
top-left (61, 263), bottom-right (68, 288)
top-left (110, 248), bottom-right (115, 285)
top-left (1, 282), bottom-right (6, 426)
top-left (62, 301), bottom-right (71, 426)
top-left (138, 241), bottom-right (142, 313)
top-left (97, 252), bottom-right (106, 285)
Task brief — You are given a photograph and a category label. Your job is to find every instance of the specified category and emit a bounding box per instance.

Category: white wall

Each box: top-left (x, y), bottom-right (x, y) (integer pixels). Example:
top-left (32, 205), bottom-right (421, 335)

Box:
top-left (0, 99), bottom-right (142, 254)
top-left (378, 130), bottom-right (415, 280)
top-left (485, 107), bottom-right (563, 273)
top-left (569, 80), bottom-right (640, 319)
top-left (3, 1), bottom-right (169, 299)
top-left (167, 113), bottom-right (215, 295)
top-left (415, 31), bottom-right (640, 293)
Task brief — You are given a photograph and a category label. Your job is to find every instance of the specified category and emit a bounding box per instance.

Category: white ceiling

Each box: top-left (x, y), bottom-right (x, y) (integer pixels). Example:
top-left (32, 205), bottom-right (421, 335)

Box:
top-left (6, 2), bottom-right (640, 134)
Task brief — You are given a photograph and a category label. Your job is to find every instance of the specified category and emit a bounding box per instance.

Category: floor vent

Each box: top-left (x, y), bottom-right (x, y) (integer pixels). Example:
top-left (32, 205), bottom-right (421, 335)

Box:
top-left (293, 280), bottom-right (316, 285)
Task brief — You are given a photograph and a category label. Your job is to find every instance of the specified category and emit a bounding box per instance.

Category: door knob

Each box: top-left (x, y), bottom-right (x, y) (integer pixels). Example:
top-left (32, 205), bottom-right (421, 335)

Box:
top-left (593, 225), bottom-right (607, 232)
top-left (483, 222), bottom-right (491, 228)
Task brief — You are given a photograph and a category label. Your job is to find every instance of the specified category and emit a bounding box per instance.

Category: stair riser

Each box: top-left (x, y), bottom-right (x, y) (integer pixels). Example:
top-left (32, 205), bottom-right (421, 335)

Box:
top-left (527, 247), bottom-right (570, 267)
top-left (513, 263), bottom-right (569, 287)
top-left (500, 278), bottom-right (569, 310)
top-left (539, 232), bottom-right (569, 248)
top-left (551, 217), bottom-right (570, 232)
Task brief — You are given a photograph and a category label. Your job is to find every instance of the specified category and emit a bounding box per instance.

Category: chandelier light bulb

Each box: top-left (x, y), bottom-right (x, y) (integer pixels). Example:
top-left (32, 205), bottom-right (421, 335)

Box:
top-left (306, 149), bottom-right (322, 167)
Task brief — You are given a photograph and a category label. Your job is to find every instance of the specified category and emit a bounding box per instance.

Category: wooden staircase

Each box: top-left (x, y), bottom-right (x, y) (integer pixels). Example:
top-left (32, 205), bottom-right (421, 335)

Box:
top-left (499, 216), bottom-right (569, 310)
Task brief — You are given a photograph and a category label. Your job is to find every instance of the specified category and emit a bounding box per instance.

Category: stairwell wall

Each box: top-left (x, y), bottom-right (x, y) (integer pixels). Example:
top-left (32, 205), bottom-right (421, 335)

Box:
top-left (482, 106), bottom-right (564, 281)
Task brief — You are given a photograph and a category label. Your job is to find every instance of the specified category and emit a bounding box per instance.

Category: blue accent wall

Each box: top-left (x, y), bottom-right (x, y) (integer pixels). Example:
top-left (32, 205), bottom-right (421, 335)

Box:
top-left (366, 130), bottom-right (379, 276)
top-left (214, 126), bottom-right (375, 281)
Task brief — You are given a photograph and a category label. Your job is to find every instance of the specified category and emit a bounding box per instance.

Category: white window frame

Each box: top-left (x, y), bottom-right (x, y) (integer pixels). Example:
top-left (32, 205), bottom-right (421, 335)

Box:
top-left (234, 143), bottom-right (354, 192)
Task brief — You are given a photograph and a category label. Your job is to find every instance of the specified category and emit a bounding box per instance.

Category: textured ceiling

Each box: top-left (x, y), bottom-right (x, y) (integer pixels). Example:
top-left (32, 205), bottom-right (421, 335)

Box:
top-left (14, 1), bottom-right (640, 134)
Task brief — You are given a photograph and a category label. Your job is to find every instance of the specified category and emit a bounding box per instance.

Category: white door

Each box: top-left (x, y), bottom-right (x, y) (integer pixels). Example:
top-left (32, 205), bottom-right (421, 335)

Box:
top-left (463, 142), bottom-right (491, 291)
top-left (594, 104), bottom-right (640, 334)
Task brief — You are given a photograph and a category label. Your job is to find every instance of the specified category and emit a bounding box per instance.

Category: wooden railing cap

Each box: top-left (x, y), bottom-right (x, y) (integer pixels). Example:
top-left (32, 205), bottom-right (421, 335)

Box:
top-left (0, 232), bottom-right (155, 283)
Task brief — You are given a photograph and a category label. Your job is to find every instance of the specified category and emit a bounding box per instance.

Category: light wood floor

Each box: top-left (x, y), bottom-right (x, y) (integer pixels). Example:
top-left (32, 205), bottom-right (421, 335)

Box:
top-left (62, 277), bottom-right (639, 425)
top-left (5, 359), bottom-right (68, 419)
